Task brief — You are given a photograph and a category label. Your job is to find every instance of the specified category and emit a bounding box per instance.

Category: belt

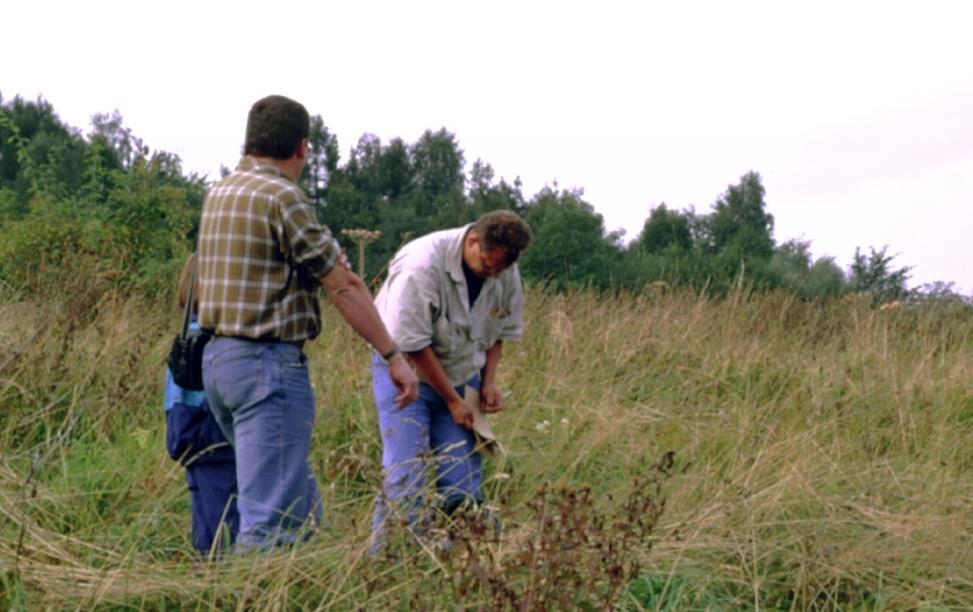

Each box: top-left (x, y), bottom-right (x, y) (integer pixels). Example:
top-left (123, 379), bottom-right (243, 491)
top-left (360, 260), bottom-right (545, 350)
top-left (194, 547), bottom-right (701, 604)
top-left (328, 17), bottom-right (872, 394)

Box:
top-left (214, 335), bottom-right (305, 351)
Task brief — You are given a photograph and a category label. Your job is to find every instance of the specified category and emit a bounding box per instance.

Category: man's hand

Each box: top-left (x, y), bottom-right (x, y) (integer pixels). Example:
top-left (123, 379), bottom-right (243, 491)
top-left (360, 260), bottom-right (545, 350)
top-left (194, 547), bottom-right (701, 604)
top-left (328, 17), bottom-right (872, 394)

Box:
top-left (480, 380), bottom-right (506, 413)
top-left (447, 396), bottom-right (475, 429)
top-left (387, 353), bottom-right (419, 408)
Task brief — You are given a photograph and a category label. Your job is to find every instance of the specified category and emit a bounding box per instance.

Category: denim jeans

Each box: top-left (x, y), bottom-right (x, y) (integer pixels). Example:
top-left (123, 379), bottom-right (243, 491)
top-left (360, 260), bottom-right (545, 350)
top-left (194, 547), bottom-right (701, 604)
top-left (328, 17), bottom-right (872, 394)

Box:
top-left (185, 459), bottom-right (239, 555)
top-left (203, 337), bottom-right (322, 550)
top-left (165, 396), bottom-right (239, 554)
top-left (370, 354), bottom-right (482, 552)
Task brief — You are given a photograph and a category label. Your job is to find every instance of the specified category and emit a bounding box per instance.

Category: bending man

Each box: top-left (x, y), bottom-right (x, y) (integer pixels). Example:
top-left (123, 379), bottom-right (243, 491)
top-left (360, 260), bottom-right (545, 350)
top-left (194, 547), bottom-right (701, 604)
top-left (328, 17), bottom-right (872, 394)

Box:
top-left (370, 210), bottom-right (531, 550)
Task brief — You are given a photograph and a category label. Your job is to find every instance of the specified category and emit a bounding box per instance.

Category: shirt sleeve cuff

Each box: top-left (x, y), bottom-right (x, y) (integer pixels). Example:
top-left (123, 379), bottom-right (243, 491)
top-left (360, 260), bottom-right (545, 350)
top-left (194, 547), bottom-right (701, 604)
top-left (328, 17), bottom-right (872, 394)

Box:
top-left (395, 338), bottom-right (432, 353)
top-left (303, 237), bottom-right (342, 280)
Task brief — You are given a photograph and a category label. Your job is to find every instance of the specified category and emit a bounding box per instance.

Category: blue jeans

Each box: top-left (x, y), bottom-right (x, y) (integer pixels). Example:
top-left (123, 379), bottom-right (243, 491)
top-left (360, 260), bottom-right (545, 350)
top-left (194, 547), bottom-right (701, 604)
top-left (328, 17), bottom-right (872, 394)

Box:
top-left (165, 397), bottom-right (239, 554)
top-left (186, 459), bottom-right (239, 554)
top-left (370, 354), bottom-right (482, 551)
top-left (203, 337), bottom-right (322, 550)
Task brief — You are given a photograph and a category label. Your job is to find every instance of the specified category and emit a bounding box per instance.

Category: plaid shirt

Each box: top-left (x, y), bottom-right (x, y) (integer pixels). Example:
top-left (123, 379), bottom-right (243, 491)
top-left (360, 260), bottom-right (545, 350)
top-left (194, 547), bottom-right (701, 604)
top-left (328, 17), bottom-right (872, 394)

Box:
top-left (197, 157), bottom-right (341, 341)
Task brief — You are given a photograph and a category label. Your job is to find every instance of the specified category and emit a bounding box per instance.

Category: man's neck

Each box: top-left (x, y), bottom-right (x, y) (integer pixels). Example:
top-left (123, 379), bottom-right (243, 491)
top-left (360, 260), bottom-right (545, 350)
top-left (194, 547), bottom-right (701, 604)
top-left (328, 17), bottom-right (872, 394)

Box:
top-left (249, 155), bottom-right (302, 182)
top-left (461, 227), bottom-right (475, 269)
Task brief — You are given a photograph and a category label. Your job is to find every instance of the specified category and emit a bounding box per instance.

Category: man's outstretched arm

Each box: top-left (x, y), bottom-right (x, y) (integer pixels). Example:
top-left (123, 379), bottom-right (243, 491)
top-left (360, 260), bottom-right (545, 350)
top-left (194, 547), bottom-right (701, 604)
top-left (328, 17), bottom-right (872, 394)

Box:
top-left (320, 263), bottom-right (418, 407)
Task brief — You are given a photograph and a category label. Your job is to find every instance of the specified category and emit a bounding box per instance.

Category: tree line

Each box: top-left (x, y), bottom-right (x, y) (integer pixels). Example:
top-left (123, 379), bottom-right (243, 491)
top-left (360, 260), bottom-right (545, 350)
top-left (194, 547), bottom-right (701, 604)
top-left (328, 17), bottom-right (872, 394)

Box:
top-left (0, 94), bottom-right (962, 305)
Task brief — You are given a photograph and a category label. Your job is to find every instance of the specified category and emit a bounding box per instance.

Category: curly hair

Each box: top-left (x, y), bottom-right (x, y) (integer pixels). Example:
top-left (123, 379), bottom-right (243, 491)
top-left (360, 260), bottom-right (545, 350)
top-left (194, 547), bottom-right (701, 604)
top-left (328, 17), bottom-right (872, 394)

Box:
top-left (473, 210), bottom-right (532, 266)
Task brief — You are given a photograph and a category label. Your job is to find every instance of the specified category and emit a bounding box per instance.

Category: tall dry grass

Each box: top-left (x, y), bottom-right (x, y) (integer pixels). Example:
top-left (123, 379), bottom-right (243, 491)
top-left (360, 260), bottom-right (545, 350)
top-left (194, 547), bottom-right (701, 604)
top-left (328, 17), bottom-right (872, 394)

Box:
top-left (1, 283), bottom-right (971, 609)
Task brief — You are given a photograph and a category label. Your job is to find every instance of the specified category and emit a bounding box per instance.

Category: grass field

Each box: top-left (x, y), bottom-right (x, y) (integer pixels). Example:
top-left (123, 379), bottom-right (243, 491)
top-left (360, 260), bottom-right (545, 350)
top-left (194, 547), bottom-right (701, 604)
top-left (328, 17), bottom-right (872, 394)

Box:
top-left (1, 284), bottom-right (971, 610)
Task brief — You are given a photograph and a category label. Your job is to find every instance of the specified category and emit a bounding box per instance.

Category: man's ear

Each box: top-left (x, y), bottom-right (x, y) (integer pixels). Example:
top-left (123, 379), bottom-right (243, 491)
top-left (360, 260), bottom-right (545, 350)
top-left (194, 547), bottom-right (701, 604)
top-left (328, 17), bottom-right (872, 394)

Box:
top-left (296, 138), bottom-right (309, 160)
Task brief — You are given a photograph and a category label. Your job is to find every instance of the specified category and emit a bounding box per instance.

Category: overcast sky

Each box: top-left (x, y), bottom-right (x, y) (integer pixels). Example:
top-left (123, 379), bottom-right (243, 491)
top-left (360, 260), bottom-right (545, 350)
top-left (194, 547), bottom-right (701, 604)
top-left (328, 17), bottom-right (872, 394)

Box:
top-left (4, 1), bottom-right (972, 293)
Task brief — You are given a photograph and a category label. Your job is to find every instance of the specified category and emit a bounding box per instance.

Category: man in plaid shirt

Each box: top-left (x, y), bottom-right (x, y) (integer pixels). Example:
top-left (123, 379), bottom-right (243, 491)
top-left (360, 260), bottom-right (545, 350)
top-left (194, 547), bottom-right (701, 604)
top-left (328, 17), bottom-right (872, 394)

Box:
top-left (198, 95), bottom-right (418, 551)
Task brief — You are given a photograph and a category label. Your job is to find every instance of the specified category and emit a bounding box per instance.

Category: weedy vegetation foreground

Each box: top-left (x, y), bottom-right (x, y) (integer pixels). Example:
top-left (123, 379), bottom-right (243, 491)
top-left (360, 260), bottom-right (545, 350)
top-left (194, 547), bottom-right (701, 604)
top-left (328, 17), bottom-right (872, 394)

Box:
top-left (1, 280), bottom-right (972, 610)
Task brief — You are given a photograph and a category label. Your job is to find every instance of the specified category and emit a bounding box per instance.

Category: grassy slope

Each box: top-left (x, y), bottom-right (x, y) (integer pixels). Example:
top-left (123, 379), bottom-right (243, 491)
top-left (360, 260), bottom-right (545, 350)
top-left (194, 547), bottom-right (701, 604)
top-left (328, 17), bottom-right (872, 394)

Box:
top-left (1, 287), bottom-right (971, 609)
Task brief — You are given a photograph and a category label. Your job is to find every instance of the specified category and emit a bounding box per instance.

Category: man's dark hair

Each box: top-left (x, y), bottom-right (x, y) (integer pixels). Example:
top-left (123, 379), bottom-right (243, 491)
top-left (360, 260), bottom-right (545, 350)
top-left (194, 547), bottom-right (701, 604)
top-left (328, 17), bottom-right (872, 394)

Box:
top-left (243, 95), bottom-right (310, 160)
top-left (473, 210), bottom-right (532, 266)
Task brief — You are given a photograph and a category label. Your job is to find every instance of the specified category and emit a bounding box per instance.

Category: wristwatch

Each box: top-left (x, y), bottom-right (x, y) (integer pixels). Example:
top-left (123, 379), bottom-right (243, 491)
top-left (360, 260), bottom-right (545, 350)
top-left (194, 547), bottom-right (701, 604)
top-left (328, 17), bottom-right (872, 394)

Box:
top-left (381, 343), bottom-right (400, 361)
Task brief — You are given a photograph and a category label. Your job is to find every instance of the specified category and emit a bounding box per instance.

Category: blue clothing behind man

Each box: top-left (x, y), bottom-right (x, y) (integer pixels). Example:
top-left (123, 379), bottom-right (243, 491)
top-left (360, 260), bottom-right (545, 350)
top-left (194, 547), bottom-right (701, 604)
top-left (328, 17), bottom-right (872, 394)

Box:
top-left (164, 347), bottom-right (240, 555)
